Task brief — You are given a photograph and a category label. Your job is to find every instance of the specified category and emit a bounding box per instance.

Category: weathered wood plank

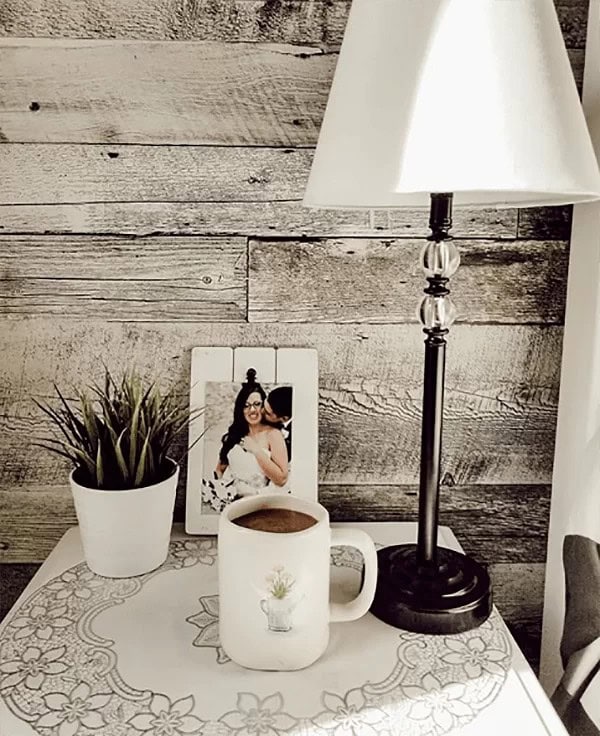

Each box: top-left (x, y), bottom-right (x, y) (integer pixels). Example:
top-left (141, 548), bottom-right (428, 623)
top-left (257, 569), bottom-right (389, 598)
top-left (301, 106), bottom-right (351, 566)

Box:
top-left (0, 487), bottom-right (76, 563)
top-left (0, 0), bottom-right (587, 49)
top-left (0, 145), bottom-right (518, 237)
top-left (0, 144), bottom-right (312, 204)
top-left (0, 482), bottom-right (549, 563)
top-left (490, 562), bottom-right (545, 671)
top-left (0, 40), bottom-right (583, 145)
top-left (556, 0), bottom-right (589, 49)
top-left (249, 238), bottom-right (568, 325)
top-left (0, 236), bottom-right (565, 325)
top-left (321, 484), bottom-right (549, 564)
top-left (0, 39), bottom-right (333, 145)
top-left (0, 236), bottom-right (247, 321)
top-left (0, 321), bottom-right (562, 488)
top-left (0, 201), bottom-right (518, 240)
top-left (0, 564), bottom-right (41, 622)
top-left (0, 1), bottom-right (350, 45)
top-left (0, 145), bottom-right (312, 204)
top-left (321, 484), bottom-right (550, 537)
top-left (518, 206), bottom-right (573, 241)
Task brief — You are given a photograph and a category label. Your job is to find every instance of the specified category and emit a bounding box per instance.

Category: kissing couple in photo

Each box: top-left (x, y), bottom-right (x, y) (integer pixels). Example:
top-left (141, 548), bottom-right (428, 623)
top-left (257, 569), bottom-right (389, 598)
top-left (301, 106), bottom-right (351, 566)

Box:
top-left (202, 369), bottom-right (293, 512)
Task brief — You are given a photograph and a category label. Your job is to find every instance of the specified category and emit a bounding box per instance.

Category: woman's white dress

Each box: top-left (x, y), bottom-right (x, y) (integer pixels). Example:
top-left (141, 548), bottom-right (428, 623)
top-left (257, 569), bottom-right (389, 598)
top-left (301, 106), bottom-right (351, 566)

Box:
top-left (226, 444), bottom-right (271, 497)
top-left (201, 439), bottom-right (289, 512)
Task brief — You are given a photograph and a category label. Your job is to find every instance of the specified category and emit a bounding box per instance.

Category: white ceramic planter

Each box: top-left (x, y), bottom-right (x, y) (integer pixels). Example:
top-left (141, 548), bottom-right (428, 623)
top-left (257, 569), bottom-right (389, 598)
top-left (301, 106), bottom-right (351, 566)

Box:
top-left (69, 462), bottom-right (179, 578)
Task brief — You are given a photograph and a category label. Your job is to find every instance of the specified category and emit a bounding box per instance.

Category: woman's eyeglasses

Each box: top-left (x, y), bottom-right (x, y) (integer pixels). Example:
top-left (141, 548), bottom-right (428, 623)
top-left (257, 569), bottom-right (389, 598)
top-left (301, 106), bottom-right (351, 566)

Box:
top-left (243, 401), bottom-right (263, 410)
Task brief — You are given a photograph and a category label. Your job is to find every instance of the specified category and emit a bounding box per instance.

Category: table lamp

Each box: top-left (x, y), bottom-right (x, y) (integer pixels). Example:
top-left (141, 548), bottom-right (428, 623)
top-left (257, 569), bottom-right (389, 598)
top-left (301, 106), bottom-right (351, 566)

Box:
top-left (304, 0), bottom-right (600, 634)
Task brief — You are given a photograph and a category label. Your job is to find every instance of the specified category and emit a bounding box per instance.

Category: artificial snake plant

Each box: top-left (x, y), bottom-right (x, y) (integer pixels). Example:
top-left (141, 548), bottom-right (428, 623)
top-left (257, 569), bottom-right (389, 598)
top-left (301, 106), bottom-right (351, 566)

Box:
top-left (35, 369), bottom-right (201, 490)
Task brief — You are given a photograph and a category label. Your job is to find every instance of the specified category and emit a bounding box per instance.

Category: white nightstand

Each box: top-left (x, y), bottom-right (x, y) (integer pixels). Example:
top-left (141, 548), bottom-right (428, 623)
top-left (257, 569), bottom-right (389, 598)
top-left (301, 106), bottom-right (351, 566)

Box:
top-left (0, 523), bottom-right (567, 735)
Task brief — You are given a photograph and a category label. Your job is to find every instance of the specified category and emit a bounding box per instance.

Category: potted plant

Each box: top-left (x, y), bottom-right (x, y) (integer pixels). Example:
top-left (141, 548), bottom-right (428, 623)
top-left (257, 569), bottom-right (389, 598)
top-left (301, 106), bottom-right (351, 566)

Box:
top-left (35, 369), bottom-right (197, 578)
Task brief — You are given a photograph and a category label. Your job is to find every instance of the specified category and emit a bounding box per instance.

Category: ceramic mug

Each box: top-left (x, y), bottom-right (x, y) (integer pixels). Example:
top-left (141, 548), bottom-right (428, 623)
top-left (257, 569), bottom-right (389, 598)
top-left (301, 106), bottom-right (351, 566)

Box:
top-left (218, 494), bottom-right (378, 670)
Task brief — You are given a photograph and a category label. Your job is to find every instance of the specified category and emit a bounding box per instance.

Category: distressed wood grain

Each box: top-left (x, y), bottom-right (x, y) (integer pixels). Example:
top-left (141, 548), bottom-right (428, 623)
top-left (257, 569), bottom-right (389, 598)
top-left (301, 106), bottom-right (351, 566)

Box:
top-left (0, 144), bottom-right (314, 204)
top-left (321, 484), bottom-right (550, 564)
top-left (490, 562), bottom-right (545, 670)
top-left (518, 206), bottom-right (573, 241)
top-left (556, 0), bottom-right (589, 49)
top-left (0, 0), bottom-right (587, 49)
top-left (0, 201), bottom-right (518, 240)
top-left (321, 484), bottom-right (550, 538)
top-left (0, 320), bottom-right (561, 488)
top-left (0, 236), bottom-right (565, 324)
top-left (0, 236), bottom-right (246, 321)
top-left (0, 564), bottom-right (41, 622)
top-left (0, 145), bottom-right (518, 237)
top-left (0, 39), bottom-right (333, 145)
top-left (0, 40), bottom-right (583, 145)
top-left (0, 483), bottom-right (549, 563)
top-left (0, 487), bottom-right (76, 563)
top-left (249, 238), bottom-right (568, 325)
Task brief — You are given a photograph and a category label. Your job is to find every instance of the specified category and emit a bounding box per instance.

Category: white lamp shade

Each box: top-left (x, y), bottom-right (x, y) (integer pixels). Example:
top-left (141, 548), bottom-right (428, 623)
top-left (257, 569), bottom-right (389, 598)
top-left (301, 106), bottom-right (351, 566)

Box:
top-left (303, 0), bottom-right (600, 209)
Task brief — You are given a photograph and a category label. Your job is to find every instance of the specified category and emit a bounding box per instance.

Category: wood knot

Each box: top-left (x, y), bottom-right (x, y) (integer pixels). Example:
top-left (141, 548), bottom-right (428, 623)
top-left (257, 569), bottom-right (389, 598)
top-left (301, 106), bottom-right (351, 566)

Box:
top-left (29, 101), bottom-right (40, 111)
top-left (247, 174), bottom-right (270, 185)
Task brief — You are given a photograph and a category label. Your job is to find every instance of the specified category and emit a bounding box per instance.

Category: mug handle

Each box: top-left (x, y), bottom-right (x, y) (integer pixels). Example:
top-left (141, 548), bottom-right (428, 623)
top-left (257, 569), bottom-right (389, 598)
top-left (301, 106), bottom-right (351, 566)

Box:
top-left (329, 528), bottom-right (378, 623)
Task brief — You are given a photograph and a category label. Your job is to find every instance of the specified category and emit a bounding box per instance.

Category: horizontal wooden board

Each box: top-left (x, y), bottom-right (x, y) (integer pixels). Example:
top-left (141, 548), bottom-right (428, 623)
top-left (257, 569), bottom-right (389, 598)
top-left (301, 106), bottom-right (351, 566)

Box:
top-left (321, 484), bottom-right (550, 564)
top-left (0, 0), bottom-right (587, 49)
top-left (0, 236), bottom-right (246, 321)
top-left (0, 39), bottom-right (333, 145)
top-left (556, 0), bottom-right (589, 49)
top-left (0, 482), bottom-right (549, 563)
top-left (0, 487), bottom-right (76, 563)
top-left (0, 235), bottom-right (565, 324)
top-left (0, 40), bottom-right (584, 145)
top-left (491, 565), bottom-right (545, 621)
top-left (518, 206), bottom-right (573, 241)
top-left (0, 320), bottom-right (561, 488)
top-left (321, 484), bottom-right (551, 537)
top-left (490, 562), bottom-right (545, 670)
top-left (0, 145), bottom-right (519, 237)
top-left (0, 563), bottom-right (41, 622)
top-left (0, 144), bottom-right (312, 204)
top-left (249, 238), bottom-right (568, 325)
top-left (0, 201), bottom-right (518, 239)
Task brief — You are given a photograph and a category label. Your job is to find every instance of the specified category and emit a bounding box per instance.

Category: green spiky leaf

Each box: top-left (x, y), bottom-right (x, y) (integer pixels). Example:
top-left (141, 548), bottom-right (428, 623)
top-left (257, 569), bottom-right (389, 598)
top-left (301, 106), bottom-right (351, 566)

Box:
top-left (34, 368), bottom-right (200, 491)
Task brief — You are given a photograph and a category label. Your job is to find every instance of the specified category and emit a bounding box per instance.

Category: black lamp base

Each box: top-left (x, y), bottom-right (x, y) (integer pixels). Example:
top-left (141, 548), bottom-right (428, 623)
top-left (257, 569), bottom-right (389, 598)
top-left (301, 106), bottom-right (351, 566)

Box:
top-left (370, 544), bottom-right (492, 634)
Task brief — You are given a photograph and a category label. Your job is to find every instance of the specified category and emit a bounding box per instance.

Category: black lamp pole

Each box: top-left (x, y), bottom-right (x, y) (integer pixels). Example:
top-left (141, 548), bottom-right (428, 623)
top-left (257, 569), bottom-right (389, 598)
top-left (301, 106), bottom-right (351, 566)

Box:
top-left (418, 193), bottom-right (453, 567)
top-left (370, 193), bottom-right (493, 634)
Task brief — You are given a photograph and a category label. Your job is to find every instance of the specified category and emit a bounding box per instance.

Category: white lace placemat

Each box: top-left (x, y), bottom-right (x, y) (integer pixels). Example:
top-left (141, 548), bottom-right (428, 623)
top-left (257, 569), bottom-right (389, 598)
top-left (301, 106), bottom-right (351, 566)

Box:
top-left (0, 535), bottom-right (511, 736)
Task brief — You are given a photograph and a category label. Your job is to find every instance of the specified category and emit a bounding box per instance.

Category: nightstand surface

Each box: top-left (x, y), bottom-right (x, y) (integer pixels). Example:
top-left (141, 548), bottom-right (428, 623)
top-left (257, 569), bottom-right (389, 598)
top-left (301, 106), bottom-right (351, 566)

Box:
top-left (0, 523), bottom-right (566, 735)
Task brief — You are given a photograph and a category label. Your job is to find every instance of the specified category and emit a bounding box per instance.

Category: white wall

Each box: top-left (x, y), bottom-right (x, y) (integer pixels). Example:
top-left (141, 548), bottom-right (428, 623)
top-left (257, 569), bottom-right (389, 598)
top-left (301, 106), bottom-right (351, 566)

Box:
top-left (541, 0), bottom-right (600, 692)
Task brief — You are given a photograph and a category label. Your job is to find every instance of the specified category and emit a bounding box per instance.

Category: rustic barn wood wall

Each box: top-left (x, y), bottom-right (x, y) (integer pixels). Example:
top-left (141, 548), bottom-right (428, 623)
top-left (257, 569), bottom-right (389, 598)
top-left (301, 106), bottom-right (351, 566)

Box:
top-left (0, 0), bottom-right (589, 669)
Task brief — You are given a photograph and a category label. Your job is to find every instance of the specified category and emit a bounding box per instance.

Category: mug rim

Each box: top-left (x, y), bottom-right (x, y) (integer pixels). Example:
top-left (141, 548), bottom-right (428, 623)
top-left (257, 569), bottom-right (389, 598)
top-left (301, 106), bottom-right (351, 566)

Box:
top-left (221, 494), bottom-right (328, 537)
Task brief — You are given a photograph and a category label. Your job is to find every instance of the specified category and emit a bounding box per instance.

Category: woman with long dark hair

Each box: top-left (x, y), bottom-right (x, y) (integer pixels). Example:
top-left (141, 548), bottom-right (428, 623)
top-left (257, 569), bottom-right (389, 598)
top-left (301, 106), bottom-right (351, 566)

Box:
top-left (215, 369), bottom-right (288, 498)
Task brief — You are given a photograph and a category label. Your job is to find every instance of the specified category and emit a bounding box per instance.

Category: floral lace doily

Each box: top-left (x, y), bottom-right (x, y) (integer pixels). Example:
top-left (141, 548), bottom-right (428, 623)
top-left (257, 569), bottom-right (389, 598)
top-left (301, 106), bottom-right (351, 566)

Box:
top-left (0, 539), bottom-right (511, 736)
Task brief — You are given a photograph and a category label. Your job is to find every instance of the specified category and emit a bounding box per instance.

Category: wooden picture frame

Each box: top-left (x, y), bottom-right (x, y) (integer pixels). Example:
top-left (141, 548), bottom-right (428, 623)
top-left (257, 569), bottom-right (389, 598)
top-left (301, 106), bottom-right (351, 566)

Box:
top-left (185, 347), bottom-right (319, 534)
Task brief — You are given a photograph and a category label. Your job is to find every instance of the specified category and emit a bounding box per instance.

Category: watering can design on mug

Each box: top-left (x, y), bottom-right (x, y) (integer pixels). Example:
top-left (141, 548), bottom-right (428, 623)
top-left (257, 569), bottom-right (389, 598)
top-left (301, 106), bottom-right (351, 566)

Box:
top-left (260, 566), bottom-right (299, 632)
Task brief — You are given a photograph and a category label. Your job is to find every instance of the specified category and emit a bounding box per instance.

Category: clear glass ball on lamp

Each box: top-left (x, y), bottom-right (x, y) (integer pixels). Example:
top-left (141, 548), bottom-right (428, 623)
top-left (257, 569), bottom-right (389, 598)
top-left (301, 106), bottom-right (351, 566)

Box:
top-left (418, 295), bottom-right (458, 330)
top-left (420, 240), bottom-right (460, 278)
top-left (418, 240), bottom-right (460, 329)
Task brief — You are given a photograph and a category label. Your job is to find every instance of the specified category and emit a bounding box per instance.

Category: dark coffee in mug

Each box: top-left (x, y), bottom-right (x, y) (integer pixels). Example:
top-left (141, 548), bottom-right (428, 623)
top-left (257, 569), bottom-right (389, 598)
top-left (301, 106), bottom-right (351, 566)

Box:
top-left (233, 507), bottom-right (318, 533)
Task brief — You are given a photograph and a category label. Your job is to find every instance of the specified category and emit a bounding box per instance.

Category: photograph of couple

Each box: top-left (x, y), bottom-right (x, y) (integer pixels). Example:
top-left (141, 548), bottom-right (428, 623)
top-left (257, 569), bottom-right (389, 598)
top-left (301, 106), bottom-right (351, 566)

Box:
top-left (201, 368), bottom-right (294, 514)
